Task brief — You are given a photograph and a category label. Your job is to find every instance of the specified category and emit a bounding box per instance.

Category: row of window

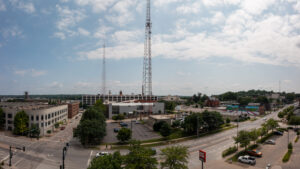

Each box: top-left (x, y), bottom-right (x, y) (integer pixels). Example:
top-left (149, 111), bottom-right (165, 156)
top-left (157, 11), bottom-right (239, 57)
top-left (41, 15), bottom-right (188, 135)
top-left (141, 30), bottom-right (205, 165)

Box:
top-left (30, 109), bottom-right (67, 122)
top-left (37, 114), bottom-right (67, 128)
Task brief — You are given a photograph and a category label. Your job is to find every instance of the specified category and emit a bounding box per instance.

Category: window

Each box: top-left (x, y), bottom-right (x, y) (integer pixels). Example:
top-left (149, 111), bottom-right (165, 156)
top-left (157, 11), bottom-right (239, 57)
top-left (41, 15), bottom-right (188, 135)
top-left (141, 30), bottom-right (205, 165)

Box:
top-left (8, 113), bottom-right (12, 118)
top-left (31, 115), bottom-right (34, 121)
top-left (45, 122), bottom-right (47, 127)
top-left (41, 115), bottom-right (44, 121)
top-left (36, 115), bottom-right (39, 121)
top-left (52, 113), bottom-right (54, 118)
top-left (55, 112), bottom-right (57, 116)
top-left (8, 120), bottom-right (12, 124)
top-left (48, 114), bottom-right (50, 119)
top-left (48, 121), bottom-right (50, 125)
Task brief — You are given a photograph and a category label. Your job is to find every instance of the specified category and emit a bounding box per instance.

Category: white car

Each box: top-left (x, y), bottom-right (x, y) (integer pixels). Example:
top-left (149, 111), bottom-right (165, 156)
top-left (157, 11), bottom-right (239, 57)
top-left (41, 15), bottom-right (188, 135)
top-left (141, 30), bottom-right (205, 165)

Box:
top-left (238, 155), bottom-right (256, 165)
top-left (96, 152), bottom-right (109, 158)
top-left (265, 139), bottom-right (275, 145)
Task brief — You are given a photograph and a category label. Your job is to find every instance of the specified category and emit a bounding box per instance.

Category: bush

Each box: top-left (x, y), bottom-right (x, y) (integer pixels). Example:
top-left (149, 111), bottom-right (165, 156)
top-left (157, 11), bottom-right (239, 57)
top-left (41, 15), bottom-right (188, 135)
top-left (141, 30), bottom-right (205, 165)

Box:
top-left (47, 130), bottom-right (51, 134)
top-left (171, 120), bottom-right (181, 128)
top-left (222, 146), bottom-right (237, 157)
top-left (288, 142), bottom-right (293, 149)
top-left (117, 128), bottom-right (131, 143)
top-left (277, 128), bottom-right (287, 132)
top-left (282, 149), bottom-right (292, 163)
top-left (226, 118), bottom-right (231, 124)
top-left (153, 121), bottom-right (167, 132)
top-left (295, 136), bottom-right (299, 143)
top-left (54, 122), bottom-right (60, 128)
top-left (160, 123), bottom-right (171, 137)
top-left (248, 144), bottom-right (259, 150)
top-left (258, 132), bottom-right (274, 143)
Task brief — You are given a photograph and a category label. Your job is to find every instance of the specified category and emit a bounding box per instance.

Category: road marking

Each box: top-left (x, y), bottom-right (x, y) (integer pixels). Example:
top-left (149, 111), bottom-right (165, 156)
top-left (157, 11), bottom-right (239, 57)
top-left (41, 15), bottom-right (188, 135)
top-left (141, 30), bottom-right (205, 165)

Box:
top-left (87, 150), bottom-right (93, 167)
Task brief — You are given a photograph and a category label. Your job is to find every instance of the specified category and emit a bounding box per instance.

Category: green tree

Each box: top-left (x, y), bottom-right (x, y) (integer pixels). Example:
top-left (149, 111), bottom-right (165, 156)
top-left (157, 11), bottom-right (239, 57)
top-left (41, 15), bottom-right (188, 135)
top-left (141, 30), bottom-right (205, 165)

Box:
top-left (249, 129), bottom-right (259, 144)
top-left (117, 128), bottom-right (131, 143)
top-left (233, 130), bottom-right (251, 150)
top-left (160, 123), bottom-right (171, 137)
top-left (172, 120), bottom-right (181, 128)
top-left (161, 146), bottom-right (189, 169)
top-left (266, 118), bottom-right (279, 132)
top-left (29, 124), bottom-right (40, 138)
top-left (182, 113), bottom-right (203, 134)
top-left (13, 110), bottom-right (29, 135)
top-left (112, 114), bottom-right (125, 121)
top-left (124, 140), bottom-right (157, 169)
top-left (54, 122), bottom-right (60, 128)
top-left (153, 121), bottom-right (167, 132)
top-left (88, 151), bottom-right (123, 169)
top-left (258, 126), bottom-right (267, 139)
top-left (226, 118), bottom-right (231, 124)
top-left (288, 116), bottom-right (300, 127)
top-left (0, 108), bottom-right (5, 129)
top-left (202, 111), bottom-right (224, 131)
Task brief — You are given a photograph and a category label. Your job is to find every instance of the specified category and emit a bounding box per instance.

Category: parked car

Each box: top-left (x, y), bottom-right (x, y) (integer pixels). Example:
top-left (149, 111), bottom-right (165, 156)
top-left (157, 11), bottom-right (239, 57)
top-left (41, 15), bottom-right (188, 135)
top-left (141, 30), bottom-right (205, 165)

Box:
top-left (238, 155), bottom-right (256, 165)
top-left (246, 149), bottom-right (262, 157)
top-left (135, 121), bottom-right (141, 124)
top-left (274, 131), bottom-right (283, 135)
top-left (120, 122), bottom-right (128, 127)
top-left (265, 139), bottom-right (275, 145)
top-left (114, 128), bottom-right (120, 133)
top-left (96, 152), bottom-right (109, 158)
top-left (60, 126), bottom-right (65, 130)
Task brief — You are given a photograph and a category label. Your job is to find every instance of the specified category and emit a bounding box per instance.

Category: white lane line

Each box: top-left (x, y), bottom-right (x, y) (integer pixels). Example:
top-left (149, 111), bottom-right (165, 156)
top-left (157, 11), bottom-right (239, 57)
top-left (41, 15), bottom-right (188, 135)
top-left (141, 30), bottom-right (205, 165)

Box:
top-left (87, 150), bottom-right (93, 167)
top-left (0, 155), bottom-right (9, 162)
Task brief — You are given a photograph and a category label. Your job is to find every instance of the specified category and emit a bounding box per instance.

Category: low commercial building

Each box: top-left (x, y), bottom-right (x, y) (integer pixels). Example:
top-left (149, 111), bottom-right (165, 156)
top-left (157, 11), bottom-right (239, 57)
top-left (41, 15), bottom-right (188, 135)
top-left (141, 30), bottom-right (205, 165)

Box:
top-left (106, 102), bottom-right (165, 119)
top-left (147, 114), bottom-right (176, 127)
top-left (82, 93), bottom-right (158, 106)
top-left (0, 102), bottom-right (68, 136)
top-left (68, 102), bottom-right (79, 118)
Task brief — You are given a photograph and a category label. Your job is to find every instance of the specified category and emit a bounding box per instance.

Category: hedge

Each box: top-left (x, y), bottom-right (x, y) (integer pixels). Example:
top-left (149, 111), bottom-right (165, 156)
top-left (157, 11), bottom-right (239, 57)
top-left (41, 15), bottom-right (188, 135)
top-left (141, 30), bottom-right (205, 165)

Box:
top-left (282, 149), bottom-right (292, 163)
top-left (222, 146), bottom-right (238, 157)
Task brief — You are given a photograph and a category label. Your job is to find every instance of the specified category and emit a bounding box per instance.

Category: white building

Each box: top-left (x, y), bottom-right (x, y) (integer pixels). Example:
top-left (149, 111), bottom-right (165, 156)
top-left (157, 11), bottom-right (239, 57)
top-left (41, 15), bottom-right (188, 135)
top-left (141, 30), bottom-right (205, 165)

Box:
top-left (0, 102), bottom-right (68, 136)
top-left (106, 102), bottom-right (165, 119)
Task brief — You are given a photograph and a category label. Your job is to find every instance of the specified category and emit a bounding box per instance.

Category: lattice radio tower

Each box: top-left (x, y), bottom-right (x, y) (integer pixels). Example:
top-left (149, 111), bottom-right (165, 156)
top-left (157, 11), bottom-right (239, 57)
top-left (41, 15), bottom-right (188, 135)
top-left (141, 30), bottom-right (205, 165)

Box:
top-left (142, 0), bottom-right (152, 97)
top-left (102, 43), bottom-right (106, 95)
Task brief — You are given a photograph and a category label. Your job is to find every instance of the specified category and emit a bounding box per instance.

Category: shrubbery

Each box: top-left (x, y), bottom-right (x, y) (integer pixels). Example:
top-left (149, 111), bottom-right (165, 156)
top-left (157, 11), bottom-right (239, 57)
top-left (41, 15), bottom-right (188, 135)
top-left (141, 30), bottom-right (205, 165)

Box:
top-left (222, 146), bottom-right (237, 157)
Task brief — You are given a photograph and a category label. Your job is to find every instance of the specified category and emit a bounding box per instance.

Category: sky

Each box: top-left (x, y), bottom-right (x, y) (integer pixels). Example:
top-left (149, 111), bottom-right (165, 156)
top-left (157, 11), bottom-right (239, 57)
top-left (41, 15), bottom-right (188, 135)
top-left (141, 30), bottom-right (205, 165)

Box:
top-left (0, 0), bottom-right (300, 96)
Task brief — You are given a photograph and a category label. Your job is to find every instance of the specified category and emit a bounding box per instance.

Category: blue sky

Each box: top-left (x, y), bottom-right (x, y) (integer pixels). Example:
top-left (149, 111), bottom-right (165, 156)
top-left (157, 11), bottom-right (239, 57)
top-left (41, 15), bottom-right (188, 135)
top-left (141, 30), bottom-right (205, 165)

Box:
top-left (0, 0), bottom-right (300, 96)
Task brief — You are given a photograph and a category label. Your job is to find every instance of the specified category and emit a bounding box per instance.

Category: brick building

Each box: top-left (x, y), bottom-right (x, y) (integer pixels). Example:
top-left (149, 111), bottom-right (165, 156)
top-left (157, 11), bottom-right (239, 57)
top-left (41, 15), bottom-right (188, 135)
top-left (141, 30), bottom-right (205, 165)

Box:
top-left (68, 102), bottom-right (79, 118)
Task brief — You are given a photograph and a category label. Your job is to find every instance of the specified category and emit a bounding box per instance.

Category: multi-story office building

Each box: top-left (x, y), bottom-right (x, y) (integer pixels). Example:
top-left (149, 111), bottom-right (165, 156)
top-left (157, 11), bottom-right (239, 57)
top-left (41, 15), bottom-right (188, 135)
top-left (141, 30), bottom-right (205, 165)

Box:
top-left (82, 94), bottom-right (158, 106)
top-left (68, 102), bottom-right (79, 118)
top-left (0, 102), bottom-right (68, 136)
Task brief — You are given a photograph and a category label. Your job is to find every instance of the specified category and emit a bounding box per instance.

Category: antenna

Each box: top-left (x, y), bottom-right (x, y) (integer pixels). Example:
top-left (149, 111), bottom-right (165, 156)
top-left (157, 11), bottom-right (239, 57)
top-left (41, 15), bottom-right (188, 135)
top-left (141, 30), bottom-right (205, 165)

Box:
top-left (102, 43), bottom-right (106, 95)
top-left (142, 0), bottom-right (152, 97)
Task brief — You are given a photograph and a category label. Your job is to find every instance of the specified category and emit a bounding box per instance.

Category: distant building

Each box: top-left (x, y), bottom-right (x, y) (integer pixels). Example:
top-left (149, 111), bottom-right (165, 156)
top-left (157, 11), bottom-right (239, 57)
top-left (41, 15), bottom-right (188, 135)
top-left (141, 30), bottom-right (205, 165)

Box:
top-left (106, 102), bottom-right (164, 119)
top-left (82, 93), bottom-right (158, 106)
top-left (68, 102), bottom-right (79, 118)
top-left (147, 114), bottom-right (176, 127)
top-left (204, 97), bottom-right (220, 107)
top-left (162, 95), bottom-right (182, 102)
top-left (0, 102), bottom-right (68, 136)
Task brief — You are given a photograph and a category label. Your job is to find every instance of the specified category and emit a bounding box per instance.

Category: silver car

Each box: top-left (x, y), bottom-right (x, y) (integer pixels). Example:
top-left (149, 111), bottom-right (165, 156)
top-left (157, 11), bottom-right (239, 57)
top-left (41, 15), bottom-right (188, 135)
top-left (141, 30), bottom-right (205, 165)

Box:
top-left (265, 139), bottom-right (275, 145)
top-left (238, 155), bottom-right (256, 165)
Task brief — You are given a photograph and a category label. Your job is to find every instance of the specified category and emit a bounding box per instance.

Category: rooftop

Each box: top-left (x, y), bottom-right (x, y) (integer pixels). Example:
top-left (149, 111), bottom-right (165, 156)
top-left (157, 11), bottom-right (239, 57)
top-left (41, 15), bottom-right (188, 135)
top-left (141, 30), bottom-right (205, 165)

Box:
top-left (0, 102), bottom-right (66, 111)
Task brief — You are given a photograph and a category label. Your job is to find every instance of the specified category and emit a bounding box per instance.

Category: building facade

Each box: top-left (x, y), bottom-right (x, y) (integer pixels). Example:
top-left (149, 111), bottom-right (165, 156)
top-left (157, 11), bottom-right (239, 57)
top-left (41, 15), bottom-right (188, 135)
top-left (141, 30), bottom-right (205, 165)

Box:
top-left (0, 102), bottom-right (68, 136)
top-left (106, 102), bottom-right (164, 119)
top-left (68, 102), bottom-right (79, 118)
top-left (82, 94), bottom-right (158, 106)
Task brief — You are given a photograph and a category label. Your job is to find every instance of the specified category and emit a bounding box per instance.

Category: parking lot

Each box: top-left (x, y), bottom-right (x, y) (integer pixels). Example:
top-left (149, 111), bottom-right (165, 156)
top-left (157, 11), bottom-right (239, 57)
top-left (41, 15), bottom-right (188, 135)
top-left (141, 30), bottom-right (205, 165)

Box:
top-left (102, 120), bottom-right (161, 143)
top-left (233, 130), bottom-right (298, 169)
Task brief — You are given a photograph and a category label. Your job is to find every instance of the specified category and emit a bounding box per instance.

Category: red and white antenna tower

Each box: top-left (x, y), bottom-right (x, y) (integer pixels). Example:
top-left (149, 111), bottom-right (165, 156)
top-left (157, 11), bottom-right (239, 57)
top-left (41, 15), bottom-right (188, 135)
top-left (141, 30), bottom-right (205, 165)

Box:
top-left (142, 0), bottom-right (152, 98)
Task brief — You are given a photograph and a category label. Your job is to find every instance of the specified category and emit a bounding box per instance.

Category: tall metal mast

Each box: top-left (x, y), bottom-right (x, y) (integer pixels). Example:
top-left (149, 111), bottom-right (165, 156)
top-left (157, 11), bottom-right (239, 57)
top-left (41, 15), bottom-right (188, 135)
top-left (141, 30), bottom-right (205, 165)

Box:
top-left (142, 0), bottom-right (152, 97)
top-left (102, 43), bottom-right (106, 95)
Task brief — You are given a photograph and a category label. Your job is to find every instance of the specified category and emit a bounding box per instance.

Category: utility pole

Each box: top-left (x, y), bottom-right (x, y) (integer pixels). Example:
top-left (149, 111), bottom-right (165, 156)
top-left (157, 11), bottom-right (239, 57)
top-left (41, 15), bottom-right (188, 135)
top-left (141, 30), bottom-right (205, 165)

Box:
top-left (197, 115), bottom-right (199, 137)
top-left (236, 115), bottom-right (239, 149)
top-left (60, 143), bottom-right (69, 169)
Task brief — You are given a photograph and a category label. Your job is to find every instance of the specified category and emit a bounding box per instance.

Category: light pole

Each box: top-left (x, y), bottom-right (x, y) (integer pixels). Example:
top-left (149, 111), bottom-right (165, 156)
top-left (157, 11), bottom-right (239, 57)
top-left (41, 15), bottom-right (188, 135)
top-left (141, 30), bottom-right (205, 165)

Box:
top-left (9, 146), bottom-right (25, 166)
top-left (60, 143), bottom-right (69, 169)
top-left (236, 114), bottom-right (239, 149)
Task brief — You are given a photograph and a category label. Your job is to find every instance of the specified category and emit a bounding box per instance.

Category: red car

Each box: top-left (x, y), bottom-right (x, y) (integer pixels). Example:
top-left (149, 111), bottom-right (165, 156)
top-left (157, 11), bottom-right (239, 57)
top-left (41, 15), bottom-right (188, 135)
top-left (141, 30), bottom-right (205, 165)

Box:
top-left (246, 149), bottom-right (262, 157)
top-left (60, 126), bottom-right (65, 130)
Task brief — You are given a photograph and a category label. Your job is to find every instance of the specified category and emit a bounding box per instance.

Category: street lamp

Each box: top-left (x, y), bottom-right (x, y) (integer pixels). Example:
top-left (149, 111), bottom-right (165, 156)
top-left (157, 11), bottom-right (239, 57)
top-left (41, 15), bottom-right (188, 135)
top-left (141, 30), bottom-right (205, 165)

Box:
top-left (60, 143), bottom-right (69, 169)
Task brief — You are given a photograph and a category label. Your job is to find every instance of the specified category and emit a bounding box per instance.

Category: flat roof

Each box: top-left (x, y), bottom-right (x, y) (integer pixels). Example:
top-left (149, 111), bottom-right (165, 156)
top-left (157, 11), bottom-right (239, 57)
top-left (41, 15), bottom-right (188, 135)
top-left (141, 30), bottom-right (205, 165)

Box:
top-left (0, 102), bottom-right (66, 111)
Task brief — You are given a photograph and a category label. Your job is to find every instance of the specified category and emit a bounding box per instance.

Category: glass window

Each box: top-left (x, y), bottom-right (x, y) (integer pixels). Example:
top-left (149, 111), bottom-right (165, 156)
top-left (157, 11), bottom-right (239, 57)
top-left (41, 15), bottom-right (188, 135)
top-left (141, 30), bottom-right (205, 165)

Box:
top-left (48, 121), bottom-right (50, 125)
top-left (48, 114), bottom-right (50, 119)
top-left (8, 113), bottom-right (12, 118)
top-left (36, 115), bottom-right (39, 121)
top-left (31, 115), bottom-right (34, 121)
top-left (41, 115), bottom-right (44, 120)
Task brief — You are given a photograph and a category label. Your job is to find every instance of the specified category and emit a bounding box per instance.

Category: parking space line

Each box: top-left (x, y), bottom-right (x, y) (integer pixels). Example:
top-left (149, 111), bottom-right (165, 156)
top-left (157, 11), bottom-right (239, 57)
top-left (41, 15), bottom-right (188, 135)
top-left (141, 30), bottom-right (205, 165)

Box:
top-left (87, 150), bottom-right (93, 167)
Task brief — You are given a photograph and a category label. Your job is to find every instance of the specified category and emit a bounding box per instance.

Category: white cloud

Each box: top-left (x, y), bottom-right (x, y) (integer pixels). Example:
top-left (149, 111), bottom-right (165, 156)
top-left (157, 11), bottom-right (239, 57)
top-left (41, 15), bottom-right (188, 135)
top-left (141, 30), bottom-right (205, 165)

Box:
top-left (0, 0), bottom-right (6, 11)
top-left (54, 32), bottom-right (66, 40)
top-left (78, 28), bottom-right (90, 36)
top-left (106, 0), bottom-right (136, 26)
top-left (241, 0), bottom-right (276, 15)
top-left (54, 5), bottom-right (86, 39)
top-left (14, 69), bottom-right (46, 77)
top-left (9, 0), bottom-right (35, 13)
top-left (94, 25), bottom-right (113, 38)
top-left (75, 0), bottom-right (116, 13)
top-left (1, 26), bottom-right (23, 39)
top-left (154, 0), bottom-right (183, 7)
top-left (202, 0), bottom-right (223, 7)
top-left (294, 1), bottom-right (300, 13)
top-left (211, 12), bottom-right (225, 25)
top-left (176, 2), bottom-right (201, 14)
top-left (49, 81), bottom-right (63, 89)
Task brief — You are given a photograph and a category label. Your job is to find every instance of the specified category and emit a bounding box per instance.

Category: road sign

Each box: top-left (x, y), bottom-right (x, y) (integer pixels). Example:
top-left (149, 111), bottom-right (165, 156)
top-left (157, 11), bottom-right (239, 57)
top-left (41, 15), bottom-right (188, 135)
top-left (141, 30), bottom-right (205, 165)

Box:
top-left (199, 150), bottom-right (206, 162)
